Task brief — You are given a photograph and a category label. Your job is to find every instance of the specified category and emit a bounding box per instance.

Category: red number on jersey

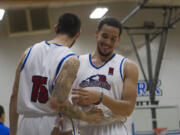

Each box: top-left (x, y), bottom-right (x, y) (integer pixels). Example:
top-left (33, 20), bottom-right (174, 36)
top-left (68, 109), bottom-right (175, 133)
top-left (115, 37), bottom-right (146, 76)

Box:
top-left (31, 76), bottom-right (49, 103)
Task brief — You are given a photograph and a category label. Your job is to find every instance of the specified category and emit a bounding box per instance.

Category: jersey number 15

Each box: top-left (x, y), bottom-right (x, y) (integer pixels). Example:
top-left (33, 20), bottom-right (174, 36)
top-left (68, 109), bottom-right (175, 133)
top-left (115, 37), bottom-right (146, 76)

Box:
top-left (31, 75), bottom-right (49, 103)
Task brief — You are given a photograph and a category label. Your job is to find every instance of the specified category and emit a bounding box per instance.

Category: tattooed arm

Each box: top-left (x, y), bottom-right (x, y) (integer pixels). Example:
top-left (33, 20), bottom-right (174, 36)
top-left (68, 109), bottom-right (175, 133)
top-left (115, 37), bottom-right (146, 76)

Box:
top-left (50, 56), bottom-right (103, 123)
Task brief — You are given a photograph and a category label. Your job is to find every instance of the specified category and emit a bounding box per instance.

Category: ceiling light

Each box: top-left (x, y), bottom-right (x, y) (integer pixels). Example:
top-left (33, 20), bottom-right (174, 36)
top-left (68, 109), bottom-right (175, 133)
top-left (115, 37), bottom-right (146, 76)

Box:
top-left (90, 7), bottom-right (108, 19)
top-left (0, 9), bottom-right (5, 21)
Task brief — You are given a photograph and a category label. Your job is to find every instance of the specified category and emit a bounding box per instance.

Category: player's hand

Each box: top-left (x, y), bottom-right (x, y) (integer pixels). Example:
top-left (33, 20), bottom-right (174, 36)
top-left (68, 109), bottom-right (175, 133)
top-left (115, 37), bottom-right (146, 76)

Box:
top-left (84, 107), bottom-right (104, 123)
top-left (72, 88), bottom-right (101, 106)
top-left (51, 117), bottom-right (72, 135)
top-left (51, 117), bottom-right (63, 135)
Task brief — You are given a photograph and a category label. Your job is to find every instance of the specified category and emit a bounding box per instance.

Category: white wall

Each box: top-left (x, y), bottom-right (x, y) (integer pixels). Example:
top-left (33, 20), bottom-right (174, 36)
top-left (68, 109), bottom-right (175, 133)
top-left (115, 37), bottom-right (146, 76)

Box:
top-left (129, 24), bottom-right (180, 131)
top-left (129, 26), bottom-right (180, 107)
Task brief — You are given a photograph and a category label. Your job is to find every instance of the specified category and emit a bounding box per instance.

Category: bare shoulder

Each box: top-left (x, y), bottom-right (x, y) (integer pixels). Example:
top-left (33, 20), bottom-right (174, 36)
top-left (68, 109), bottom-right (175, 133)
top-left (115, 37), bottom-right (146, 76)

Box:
top-left (16, 48), bottom-right (31, 73)
top-left (23, 48), bottom-right (30, 58)
top-left (20, 48), bottom-right (31, 63)
top-left (124, 59), bottom-right (138, 71)
top-left (24, 47), bottom-right (30, 55)
top-left (55, 56), bottom-right (80, 83)
top-left (124, 59), bottom-right (139, 81)
top-left (63, 56), bottom-right (80, 69)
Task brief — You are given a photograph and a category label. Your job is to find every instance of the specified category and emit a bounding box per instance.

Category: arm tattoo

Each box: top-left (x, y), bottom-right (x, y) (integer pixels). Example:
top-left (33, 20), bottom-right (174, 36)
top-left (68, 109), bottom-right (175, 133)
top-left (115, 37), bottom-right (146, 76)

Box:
top-left (52, 57), bottom-right (79, 103)
top-left (51, 57), bottom-right (85, 120)
top-left (59, 101), bottom-right (83, 120)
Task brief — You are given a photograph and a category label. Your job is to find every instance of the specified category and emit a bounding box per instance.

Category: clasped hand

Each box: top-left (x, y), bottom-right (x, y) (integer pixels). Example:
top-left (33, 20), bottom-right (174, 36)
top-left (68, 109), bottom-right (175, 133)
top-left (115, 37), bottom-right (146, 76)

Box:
top-left (72, 88), bottom-right (101, 106)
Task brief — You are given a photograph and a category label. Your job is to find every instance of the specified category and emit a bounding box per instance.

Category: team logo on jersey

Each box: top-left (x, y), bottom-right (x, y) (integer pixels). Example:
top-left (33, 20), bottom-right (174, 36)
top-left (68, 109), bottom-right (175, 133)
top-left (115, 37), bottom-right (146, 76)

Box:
top-left (79, 74), bottom-right (111, 90)
top-left (108, 67), bottom-right (114, 75)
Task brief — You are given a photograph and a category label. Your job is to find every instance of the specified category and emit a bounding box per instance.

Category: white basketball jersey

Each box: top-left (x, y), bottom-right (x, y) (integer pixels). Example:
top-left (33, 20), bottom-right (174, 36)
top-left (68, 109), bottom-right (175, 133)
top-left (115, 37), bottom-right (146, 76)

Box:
top-left (72, 53), bottom-right (129, 135)
top-left (17, 41), bottom-right (75, 116)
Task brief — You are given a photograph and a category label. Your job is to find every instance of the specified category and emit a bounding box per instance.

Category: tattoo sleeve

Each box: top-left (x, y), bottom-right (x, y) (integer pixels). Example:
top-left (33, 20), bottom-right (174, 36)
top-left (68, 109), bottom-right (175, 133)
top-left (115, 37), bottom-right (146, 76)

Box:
top-left (51, 57), bottom-right (85, 120)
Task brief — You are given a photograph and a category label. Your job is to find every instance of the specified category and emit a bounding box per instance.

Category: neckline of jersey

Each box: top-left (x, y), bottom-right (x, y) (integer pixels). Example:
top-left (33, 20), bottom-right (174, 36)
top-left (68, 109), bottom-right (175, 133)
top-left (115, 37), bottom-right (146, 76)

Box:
top-left (89, 53), bottom-right (116, 69)
top-left (45, 41), bottom-right (62, 47)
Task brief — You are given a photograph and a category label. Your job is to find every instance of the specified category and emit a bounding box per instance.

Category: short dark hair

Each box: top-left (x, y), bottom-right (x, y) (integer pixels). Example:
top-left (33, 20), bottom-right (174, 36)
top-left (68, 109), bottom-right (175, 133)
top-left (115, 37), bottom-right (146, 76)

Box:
top-left (56, 13), bottom-right (81, 38)
top-left (0, 105), bottom-right (4, 118)
top-left (98, 17), bottom-right (122, 36)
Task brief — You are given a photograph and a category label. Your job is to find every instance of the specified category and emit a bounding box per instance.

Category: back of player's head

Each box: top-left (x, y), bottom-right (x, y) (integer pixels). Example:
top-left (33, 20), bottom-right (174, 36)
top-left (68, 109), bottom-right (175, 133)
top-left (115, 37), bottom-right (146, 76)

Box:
top-left (0, 105), bottom-right (4, 118)
top-left (56, 13), bottom-right (81, 38)
top-left (98, 17), bottom-right (122, 36)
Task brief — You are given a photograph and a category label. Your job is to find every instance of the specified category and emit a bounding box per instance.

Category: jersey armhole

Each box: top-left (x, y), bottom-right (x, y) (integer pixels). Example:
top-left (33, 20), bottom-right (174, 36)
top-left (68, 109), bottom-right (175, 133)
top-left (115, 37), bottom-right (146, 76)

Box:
top-left (119, 57), bottom-right (127, 82)
top-left (20, 47), bottom-right (33, 72)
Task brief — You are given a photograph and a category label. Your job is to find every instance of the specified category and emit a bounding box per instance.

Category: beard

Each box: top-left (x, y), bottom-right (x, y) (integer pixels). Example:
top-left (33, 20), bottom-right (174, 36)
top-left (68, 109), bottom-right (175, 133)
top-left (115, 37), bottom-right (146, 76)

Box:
top-left (97, 45), bottom-right (112, 57)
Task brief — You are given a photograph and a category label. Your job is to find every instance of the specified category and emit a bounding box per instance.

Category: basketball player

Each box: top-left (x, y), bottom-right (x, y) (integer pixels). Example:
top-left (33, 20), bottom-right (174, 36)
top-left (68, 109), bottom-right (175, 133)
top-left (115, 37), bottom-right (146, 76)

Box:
top-left (71, 17), bottom-right (139, 135)
top-left (9, 13), bottom-right (103, 135)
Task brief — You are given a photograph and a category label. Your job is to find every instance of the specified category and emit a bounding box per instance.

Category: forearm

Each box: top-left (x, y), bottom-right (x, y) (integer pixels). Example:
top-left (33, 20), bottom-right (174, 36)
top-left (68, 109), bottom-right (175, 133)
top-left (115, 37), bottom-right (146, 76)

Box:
top-left (9, 95), bottom-right (19, 134)
top-left (58, 101), bottom-right (86, 121)
top-left (102, 94), bottom-right (134, 116)
top-left (72, 89), bottom-right (133, 116)
top-left (50, 87), bottom-right (87, 121)
top-left (50, 97), bottom-right (103, 123)
top-left (50, 57), bottom-right (88, 120)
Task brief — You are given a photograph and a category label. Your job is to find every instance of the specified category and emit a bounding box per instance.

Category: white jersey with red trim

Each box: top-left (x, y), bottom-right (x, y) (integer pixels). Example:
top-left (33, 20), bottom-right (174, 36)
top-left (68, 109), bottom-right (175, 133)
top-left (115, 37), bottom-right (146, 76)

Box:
top-left (71, 53), bottom-right (129, 135)
top-left (18, 41), bottom-right (75, 115)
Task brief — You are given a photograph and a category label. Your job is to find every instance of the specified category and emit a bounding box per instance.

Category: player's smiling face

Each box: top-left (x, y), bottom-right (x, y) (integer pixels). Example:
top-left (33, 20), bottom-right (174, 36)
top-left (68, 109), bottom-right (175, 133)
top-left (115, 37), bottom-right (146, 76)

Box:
top-left (96, 24), bottom-right (120, 57)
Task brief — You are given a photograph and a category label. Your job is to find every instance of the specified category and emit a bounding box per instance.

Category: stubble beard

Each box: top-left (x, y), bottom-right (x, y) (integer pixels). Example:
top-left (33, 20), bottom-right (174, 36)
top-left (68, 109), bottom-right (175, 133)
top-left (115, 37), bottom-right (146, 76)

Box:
top-left (97, 45), bottom-right (112, 57)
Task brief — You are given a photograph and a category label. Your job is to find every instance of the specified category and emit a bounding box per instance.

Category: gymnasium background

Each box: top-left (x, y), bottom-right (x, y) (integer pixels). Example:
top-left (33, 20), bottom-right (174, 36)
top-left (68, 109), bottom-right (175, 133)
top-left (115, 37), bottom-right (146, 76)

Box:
top-left (0, 0), bottom-right (180, 134)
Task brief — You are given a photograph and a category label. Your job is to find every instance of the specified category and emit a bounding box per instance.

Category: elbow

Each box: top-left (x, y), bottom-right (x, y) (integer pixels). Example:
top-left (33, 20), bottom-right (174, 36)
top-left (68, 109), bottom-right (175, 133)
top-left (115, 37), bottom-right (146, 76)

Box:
top-left (113, 107), bottom-right (134, 117)
top-left (124, 107), bottom-right (134, 117)
top-left (10, 93), bottom-right (17, 103)
top-left (125, 107), bottom-right (134, 116)
top-left (113, 110), bottom-right (132, 117)
top-left (125, 110), bottom-right (133, 117)
top-left (49, 97), bottom-right (60, 111)
top-left (49, 97), bottom-right (67, 111)
top-left (126, 103), bottom-right (136, 116)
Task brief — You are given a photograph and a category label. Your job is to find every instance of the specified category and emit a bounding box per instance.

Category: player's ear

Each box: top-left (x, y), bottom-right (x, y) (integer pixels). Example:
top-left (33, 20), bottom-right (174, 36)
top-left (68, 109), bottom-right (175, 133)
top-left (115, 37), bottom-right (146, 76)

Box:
top-left (117, 37), bottom-right (120, 42)
top-left (95, 29), bottom-right (99, 38)
top-left (75, 30), bottom-right (81, 39)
